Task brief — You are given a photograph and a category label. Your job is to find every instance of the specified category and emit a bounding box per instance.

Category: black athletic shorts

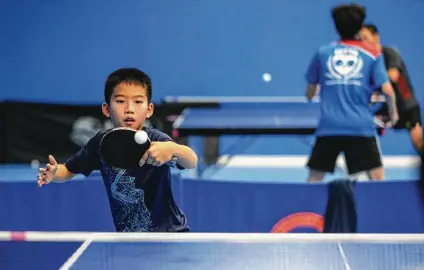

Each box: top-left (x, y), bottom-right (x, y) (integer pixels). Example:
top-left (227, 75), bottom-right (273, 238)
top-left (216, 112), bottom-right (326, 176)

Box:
top-left (375, 104), bottom-right (421, 130)
top-left (307, 136), bottom-right (382, 174)
top-left (395, 105), bottom-right (422, 130)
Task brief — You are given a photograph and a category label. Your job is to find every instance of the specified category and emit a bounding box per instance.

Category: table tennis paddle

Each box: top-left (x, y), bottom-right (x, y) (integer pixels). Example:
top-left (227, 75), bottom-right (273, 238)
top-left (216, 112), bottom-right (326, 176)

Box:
top-left (100, 127), bottom-right (177, 169)
top-left (373, 116), bottom-right (389, 136)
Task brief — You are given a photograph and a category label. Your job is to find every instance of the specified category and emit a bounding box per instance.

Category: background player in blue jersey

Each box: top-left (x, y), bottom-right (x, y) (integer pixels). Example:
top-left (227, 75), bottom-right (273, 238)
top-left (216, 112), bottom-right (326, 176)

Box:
top-left (305, 4), bottom-right (398, 182)
top-left (360, 23), bottom-right (423, 153)
top-left (36, 68), bottom-right (198, 232)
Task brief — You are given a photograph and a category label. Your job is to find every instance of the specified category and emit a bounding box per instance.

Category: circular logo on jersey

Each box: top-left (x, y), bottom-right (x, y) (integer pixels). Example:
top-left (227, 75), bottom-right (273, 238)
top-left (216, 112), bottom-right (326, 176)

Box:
top-left (270, 212), bottom-right (324, 233)
top-left (326, 48), bottom-right (363, 82)
top-left (332, 54), bottom-right (359, 77)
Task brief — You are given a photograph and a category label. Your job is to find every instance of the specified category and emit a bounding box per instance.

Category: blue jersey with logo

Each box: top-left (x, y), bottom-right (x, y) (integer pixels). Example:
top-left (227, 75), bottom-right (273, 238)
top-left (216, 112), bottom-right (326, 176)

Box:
top-left (305, 40), bottom-right (390, 136)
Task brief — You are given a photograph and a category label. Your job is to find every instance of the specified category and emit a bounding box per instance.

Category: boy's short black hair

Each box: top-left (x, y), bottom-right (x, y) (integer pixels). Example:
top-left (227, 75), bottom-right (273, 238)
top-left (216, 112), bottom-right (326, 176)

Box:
top-left (363, 23), bottom-right (379, 35)
top-left (331, 4), bottom-right (366, 40)
top-left (104, 68), bottom-right (152, 104)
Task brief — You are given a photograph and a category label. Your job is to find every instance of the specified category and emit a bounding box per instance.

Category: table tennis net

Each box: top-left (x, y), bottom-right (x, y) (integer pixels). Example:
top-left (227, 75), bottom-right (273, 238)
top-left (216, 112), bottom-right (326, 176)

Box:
top-left (2, 232), bottom-right (424, 270)
top-left (1, 231), bottom-right (424, 243)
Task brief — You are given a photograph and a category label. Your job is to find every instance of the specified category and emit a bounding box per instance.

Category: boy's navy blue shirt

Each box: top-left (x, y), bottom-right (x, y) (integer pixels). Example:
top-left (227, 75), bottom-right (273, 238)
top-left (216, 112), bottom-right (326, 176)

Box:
top-left (65, 127), bottom-right (189, 232)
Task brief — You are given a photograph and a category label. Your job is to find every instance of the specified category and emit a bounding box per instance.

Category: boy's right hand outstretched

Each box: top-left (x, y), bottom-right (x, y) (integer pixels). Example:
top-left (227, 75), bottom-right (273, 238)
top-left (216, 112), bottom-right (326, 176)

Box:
top-left (37, 155), bottom-right (58, 187)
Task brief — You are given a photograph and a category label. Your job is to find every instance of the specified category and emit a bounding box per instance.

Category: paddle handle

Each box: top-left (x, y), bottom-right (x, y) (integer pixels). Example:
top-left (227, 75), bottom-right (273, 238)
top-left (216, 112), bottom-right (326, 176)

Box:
top-left (166, 157), bottom-right (178, 167)
top-left (373, 116), bottom-right (385, 128)
top-left (144, 135), bottom-right (178, 167)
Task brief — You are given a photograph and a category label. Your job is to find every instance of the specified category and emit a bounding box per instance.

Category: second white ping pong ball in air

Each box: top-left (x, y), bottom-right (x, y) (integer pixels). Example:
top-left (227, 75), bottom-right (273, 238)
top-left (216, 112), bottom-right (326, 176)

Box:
top-left (134, 130), bottom-right (149, 144)
top-left (262, 73), bottom-right (272, 82)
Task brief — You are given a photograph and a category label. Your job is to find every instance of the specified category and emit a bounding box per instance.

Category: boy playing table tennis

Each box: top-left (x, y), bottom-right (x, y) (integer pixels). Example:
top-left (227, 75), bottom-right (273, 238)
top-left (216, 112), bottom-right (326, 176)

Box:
top-left (360, 23), bottom-right (423, 153)
top-left (305, 4), bottom-right (398, 181)
top-left (37, 68), bottom-right (198, 232)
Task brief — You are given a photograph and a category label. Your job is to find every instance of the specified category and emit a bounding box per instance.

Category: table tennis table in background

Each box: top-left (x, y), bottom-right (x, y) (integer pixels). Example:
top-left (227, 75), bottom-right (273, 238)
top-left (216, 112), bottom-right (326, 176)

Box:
top-left (1, 231), bottom-right (424, 270)
top-left (172, 102), bottom-right (320, 136)
top-left (168, 96), bottom-right (322, 137)
top-left (167, 96), bottom-right (386, 168)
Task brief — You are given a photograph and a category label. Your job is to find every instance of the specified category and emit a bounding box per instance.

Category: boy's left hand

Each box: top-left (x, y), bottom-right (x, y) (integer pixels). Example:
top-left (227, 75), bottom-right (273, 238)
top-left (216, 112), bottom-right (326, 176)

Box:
top-left (139, 141), bottom-right (175, 167)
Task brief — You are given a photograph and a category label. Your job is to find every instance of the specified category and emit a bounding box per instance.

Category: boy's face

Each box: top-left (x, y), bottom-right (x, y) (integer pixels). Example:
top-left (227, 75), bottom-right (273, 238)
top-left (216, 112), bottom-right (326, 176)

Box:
top-left (102, 82), bottom-right (153, 130)
top-left (359, 28), bottom-right (379, 47)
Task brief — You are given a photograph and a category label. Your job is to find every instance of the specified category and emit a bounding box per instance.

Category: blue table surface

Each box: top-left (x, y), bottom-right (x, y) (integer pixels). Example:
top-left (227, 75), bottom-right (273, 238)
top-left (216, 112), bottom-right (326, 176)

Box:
top-left (65, 241), bottom-right (424, 270)
top-left (176, 103), bottom-right (320, 129)
top-left (175, 102), bottom-right (381, 129)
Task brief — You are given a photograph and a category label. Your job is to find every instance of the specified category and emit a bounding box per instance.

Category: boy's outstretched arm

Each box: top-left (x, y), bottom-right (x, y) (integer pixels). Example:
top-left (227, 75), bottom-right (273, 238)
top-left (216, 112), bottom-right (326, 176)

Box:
top-left (37, 155), bottom-right (76, 187)
top-left (170, 142), bottom-right (198, 169)
top-left (142, 141), bottom-right (198, 169)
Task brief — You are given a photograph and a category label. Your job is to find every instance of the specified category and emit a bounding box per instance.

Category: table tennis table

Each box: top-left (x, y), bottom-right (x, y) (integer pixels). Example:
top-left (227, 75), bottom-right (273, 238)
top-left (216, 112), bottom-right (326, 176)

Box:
top-left (173, 102), bottom-right (321, 136)
top-left (169, 97), bottom-right (385, 168)
top-left (2, 232), bottom-right (424, 270)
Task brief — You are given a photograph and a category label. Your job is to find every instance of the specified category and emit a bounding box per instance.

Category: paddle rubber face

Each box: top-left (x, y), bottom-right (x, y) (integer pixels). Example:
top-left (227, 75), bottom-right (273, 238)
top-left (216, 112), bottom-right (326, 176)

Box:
top-left (100, 128), bottom-right (150, 169)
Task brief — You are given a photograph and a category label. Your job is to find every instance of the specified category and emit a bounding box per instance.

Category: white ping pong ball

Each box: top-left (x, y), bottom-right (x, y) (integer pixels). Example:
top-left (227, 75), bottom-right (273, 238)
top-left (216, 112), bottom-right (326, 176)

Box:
top-left (134, 130), bottom-right (148, 144)
top-left (262, 73), bottom-right (272, 82)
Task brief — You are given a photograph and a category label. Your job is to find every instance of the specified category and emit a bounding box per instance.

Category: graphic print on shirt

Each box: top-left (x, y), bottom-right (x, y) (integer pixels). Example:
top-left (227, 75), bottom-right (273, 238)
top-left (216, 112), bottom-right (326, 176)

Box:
top-left (103, 163), bottom-right (152, 232)
top-left (325, 48), bottom-right (364, 86)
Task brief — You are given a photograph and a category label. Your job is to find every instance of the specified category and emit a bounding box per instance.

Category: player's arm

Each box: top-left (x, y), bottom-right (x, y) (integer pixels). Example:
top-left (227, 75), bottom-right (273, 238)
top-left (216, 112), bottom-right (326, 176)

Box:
top-left (385, 48), bottom-right (402, 82)
top-left (381, 82), bottom-right (398, 121)
top-left (141, 131), bottom-right (198, 169)
top-left (373, 54), bottom-right (399, 125)
top-left (37, 134), bottom-right (101, 187)
top-left (142, 141), bottom-right (198, 169)
top-left (305, 51), bottom-right (320, 101)
top-left (388, 69), bottom-right (400, 82)
top-left (411, 125), bottom-right (423, 153)
top-left (168, 142), bottom-right (198, 169)
top-left (54, 165), bottom-right (76, 181)
top-left (306, 84), bottom-right (320, 100)
top-left (37, 155), bottom-right (76, 186)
